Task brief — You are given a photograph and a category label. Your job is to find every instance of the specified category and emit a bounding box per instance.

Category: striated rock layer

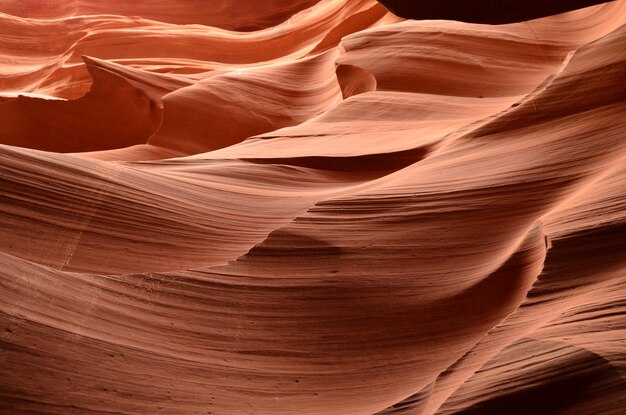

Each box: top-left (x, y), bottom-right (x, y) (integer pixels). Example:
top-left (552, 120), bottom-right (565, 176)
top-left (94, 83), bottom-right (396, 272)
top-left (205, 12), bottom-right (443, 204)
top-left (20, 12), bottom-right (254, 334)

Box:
top-left (0, 1), bottom-right (625, 414)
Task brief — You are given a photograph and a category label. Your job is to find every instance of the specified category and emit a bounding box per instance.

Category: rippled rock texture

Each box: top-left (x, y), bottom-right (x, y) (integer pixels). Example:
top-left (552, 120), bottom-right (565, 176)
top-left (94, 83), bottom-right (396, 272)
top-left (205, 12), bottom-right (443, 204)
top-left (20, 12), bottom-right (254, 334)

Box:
top-left (1, 1), bottom-right (625, 414)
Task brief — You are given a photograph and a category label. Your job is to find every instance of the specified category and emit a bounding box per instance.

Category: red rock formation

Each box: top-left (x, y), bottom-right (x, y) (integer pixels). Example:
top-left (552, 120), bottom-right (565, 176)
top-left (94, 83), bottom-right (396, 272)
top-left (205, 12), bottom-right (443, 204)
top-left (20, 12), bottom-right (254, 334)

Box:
top-left (0, 1), bottom-right (625, 414)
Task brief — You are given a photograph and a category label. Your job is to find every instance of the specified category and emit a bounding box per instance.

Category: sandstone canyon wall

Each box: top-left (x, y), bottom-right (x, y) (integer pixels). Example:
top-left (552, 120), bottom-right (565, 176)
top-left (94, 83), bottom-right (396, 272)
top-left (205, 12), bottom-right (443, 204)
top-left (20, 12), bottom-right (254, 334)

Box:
top-left (1, 1), bottom-right (625, 414)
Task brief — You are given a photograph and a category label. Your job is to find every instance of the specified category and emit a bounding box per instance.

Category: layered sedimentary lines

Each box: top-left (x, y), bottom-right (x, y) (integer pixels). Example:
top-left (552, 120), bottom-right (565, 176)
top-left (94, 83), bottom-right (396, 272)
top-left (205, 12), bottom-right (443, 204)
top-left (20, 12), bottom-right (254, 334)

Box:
top-left (0, 1), bottom-right (625, 414)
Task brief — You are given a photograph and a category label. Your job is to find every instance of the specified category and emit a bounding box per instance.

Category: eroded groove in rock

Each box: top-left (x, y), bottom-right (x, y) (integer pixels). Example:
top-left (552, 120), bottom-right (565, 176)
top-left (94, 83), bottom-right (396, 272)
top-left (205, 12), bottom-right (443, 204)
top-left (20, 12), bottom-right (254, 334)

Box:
top-left (1, 1), bottom-right (625, 414)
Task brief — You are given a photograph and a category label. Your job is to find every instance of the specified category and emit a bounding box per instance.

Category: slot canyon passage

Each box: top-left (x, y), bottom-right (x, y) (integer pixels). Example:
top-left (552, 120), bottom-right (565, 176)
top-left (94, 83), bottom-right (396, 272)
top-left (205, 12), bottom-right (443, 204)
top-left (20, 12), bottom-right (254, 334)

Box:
top-left (1, 0), bottom-right (625, 414)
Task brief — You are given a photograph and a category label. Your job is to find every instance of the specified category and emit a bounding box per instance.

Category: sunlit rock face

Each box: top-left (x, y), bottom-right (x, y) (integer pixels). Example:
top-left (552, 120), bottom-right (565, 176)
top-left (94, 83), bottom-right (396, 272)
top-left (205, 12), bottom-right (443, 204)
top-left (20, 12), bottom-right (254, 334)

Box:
top-left (1, 1), bottom-right (625, 414)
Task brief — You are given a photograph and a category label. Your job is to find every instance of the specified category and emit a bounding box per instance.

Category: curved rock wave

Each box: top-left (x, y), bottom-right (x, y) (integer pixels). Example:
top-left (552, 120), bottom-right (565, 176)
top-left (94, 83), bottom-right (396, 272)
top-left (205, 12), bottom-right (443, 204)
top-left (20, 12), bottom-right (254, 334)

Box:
top-left (1, 1), bottom-right (625, 414)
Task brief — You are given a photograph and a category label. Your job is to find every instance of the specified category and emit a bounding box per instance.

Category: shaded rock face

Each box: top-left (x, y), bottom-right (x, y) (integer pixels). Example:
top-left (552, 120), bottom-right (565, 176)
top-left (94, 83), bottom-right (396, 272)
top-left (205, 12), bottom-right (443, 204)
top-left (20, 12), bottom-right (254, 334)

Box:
top-left (1, 0), bottom-right (626, 414)
top-left (0, 0), bottom-right (323, 31)
top-left (377, 0), bottom-right (614, 23)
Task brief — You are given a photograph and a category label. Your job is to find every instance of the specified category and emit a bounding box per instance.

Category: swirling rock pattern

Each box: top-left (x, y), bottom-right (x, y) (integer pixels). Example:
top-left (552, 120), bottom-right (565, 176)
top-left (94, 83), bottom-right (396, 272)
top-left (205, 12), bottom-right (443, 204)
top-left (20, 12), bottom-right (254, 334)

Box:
top-left (1, 1), bottom-right (625, 414)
